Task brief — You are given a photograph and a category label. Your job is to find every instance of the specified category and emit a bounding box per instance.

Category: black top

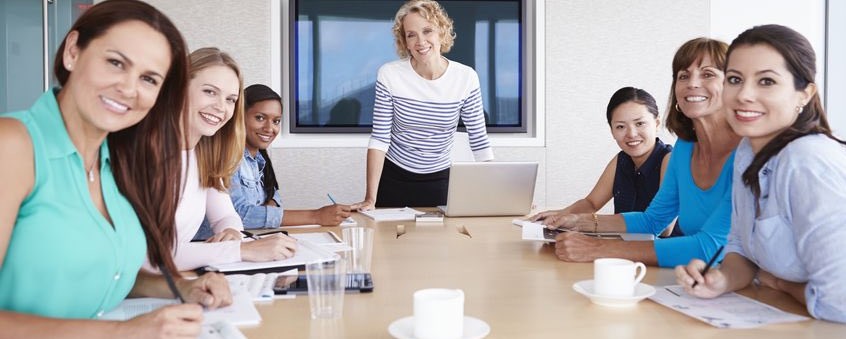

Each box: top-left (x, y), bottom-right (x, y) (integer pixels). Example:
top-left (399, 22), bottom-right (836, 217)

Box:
top-left (613, 138), bottom-right (672, 214)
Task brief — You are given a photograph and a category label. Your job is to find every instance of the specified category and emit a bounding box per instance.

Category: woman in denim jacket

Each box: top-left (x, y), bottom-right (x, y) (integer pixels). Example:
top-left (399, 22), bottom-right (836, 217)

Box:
top-left (228, 84), bottom-right (355, 230)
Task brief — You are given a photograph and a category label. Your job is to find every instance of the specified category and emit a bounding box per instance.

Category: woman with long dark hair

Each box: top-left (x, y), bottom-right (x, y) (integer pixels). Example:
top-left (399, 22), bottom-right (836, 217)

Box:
top-left (0, 0), bottom-right (230, 337)
top-left (676, 24), bottom-right (846, 323)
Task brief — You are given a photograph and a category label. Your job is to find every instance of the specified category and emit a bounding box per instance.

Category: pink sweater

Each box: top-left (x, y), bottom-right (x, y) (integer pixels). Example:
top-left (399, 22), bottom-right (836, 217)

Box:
top-left (143, 150), bottom-right (243, 272)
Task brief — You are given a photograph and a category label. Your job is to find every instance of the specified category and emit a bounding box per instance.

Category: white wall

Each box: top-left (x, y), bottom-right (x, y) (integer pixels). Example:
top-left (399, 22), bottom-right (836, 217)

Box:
top-left (828, 1), bottom-right (846, 137)
top-left (143, 0), bottom-right (707, 210)
top-left (709, 0), bottom-right (827, 99)
top-left (142, 0), bottom-right (832, 211)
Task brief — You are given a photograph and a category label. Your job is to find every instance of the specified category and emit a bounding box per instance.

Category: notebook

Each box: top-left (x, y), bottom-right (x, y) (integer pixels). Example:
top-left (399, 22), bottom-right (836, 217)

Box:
top-left (438, 162), bottom-right (538, 217)
top-left (360, 207), bottom-right (424, 221)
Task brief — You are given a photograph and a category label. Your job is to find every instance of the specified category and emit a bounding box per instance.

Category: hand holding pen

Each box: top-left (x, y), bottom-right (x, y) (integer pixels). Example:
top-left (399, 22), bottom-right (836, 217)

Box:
top-left (674, 246), bottom-right (728, 298)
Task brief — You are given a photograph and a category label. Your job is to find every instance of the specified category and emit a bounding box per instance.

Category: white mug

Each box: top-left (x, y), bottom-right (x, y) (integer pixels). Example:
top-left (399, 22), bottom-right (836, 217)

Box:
top-left (593, 258), bottom-right (646, 297)
top-left (413, 288), bottom-right (464, 339)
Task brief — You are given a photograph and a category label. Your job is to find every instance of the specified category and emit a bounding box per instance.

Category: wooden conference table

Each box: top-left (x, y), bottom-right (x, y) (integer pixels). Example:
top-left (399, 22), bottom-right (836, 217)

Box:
top-left (242, 214), bottom-right (845, 339)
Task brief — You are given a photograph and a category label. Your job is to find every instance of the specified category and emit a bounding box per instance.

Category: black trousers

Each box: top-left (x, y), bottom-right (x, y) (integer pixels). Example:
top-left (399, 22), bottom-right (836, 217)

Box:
top-left (375, 159), bottom-right (449, 208)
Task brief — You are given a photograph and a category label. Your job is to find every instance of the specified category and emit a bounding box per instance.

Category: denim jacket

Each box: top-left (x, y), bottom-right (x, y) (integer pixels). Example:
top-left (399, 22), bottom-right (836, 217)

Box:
top-left (193, 149), bottom-right (284, 240)
top-left (230, 149), bottom-right (284, 229)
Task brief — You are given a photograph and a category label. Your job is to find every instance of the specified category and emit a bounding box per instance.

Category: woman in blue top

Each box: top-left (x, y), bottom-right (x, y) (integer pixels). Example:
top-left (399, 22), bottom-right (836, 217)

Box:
top-left (677, 25), bottom-right (846, 323)
top-left (533, 87), bottom-right (672, 221)
top-left (0, 1), bottom-right (230, 337)
top-left (536, 38), bottom-right (740, 268)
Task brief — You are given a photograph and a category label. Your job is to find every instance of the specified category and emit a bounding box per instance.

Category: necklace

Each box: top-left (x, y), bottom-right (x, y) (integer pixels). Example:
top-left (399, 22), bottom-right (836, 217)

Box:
top-left (86, 158), bottom-right (97, 183)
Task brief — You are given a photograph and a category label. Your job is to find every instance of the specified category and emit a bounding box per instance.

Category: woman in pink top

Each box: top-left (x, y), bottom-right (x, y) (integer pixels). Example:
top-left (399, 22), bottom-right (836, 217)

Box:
top-left (146, 47), bottom-right (298, 271)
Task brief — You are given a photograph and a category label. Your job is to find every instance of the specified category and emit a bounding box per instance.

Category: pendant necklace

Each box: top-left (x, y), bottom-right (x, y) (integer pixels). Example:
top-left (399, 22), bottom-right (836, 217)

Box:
top-left (86, 158), bottom-right (97, 183)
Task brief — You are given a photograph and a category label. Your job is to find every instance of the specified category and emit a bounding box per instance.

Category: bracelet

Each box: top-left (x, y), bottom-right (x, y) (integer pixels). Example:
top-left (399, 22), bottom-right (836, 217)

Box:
top-left (592, 213), bottom-right (599, 233)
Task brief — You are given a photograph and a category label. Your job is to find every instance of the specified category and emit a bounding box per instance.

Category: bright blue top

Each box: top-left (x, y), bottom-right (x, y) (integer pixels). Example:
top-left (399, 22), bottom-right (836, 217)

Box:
top-left (0, 90), bottom-right (146, 319)
top-left (727, 135), bottom-right (846, 323)
top-left (622, 139), bottom-right (733, 267)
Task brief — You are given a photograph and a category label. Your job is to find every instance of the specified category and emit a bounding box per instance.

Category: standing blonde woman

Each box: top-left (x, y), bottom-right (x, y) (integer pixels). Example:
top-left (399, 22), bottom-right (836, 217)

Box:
top-left (356, 0), bottom-right (494, 210)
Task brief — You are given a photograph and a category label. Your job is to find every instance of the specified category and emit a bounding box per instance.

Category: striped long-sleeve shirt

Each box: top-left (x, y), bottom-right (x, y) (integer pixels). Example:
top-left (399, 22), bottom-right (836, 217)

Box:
top-left (368, 58), bottom-right (494, 174)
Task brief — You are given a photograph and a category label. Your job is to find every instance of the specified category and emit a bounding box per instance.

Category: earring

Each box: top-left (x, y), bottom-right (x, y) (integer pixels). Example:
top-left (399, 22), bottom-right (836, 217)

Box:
top-left (66, 63), bottom-right (72, 70)
top-left (795, 105), bottom-right (805, 114)
top-left (674, 103), bottom-right (682, 113)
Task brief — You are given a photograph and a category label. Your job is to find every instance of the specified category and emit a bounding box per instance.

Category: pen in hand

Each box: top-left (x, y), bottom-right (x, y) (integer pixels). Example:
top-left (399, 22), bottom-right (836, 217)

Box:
top-left (240, 230), bottom-right (260, 241)
top-left (161, 268), bottom-right (185, 303)
top-left (327, 193), bottom-right (337, 205)
top-left (692, 245), bottom-right (725, 288)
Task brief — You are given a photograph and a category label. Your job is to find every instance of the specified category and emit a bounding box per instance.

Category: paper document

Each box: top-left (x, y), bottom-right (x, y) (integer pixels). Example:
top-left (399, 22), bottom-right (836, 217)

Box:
top-left (279, 224), bottom-right (321, 230)
top-left (516, 219), bottom-right (654, 242)
top-left (361, 207), bottom-right (424, 221)
top-left (200, 321), bottom-right (247, 339)
top-left (290, 232), bottom-right (352, 252)
top-left (649, 285), bottom-right (810, 328)
top-left (212, 239), bottom-right (337, 273)
top-left (100, 290), bottom-right (261, 326)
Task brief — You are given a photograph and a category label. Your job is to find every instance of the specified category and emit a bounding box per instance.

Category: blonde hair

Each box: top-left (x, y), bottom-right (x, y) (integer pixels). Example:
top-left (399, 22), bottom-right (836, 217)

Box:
top-left (392, 0), bottom-right (455, 59)
top-left (189, 47), bottom-right (245, 191)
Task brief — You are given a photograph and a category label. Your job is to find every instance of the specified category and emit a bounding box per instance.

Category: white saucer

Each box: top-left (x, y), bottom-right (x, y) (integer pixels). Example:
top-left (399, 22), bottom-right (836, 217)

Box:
top-left (572, 280), bottom-right (655, 307)
top-left (388, 316), bottom-right (490, 339)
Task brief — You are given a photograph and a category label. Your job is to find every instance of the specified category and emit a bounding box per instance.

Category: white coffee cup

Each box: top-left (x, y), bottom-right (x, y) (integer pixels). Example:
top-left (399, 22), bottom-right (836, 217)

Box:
top-left (413, 288), bottom-right (464, 339)
top-left (593, 258), bottom-right (646, 297)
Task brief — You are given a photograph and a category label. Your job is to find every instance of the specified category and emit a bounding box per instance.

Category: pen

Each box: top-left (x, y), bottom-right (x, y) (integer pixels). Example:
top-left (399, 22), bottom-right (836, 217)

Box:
top-left (161, 268), bottom-right (185, 303)
top-left (240, 230), bottom-right (260, 240)
top-left (327, 193), bottom-right (337, 205)
top-left (692, 245), bottom-right (725, 288)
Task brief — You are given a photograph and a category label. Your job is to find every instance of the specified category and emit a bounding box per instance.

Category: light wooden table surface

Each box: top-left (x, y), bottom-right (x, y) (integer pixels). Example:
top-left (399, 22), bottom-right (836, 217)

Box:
top-left (241, 214), bottom-right (845, 339)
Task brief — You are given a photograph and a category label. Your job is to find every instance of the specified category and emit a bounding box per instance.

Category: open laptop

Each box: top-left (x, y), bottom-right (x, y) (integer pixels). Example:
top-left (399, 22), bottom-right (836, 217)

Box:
top-left (437, 162), bottom-right (538, 217)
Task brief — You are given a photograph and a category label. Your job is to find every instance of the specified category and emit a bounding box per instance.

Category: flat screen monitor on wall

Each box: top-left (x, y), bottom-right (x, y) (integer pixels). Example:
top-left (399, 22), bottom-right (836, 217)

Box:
top-left (289, 0), bottom-right (528, 133)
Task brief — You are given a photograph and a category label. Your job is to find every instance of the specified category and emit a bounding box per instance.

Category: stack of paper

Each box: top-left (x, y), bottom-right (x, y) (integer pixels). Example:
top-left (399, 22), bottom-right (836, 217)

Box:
top-left (415, 212), bottom-right (444, 223)
top-left (212, 239), bottom-right (337, 273)
top-left (360, 207), bottom-right (424, 221)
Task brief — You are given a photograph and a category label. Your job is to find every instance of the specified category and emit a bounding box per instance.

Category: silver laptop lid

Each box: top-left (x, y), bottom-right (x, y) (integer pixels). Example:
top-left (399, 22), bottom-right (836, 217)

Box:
top-left (441, 162), bottom-right (538, 217)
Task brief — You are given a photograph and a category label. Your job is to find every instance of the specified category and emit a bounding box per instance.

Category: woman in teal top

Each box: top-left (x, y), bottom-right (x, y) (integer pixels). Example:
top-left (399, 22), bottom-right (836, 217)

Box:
top-left (0, 1), bottom-right (230, 337)
top-left (535, 38), bottom-right (740, 268)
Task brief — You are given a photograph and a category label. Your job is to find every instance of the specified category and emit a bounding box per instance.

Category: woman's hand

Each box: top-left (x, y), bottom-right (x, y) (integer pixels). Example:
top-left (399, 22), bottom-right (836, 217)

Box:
top-left (355, 198), bottom-right (375, 212)
top-left (120, 304), bottom-right (203, 339)
top-left (553, 232), bottom-right (602, 262)
top-left (240, 233), bottom-right (298, 262)
top-left (530, 210), bottom-right (579, 230)
top-left (315, 204), bottom-right (352, 225)
top-left (175, 272), bottom-right (232, 310)
top-left (205, 228), bottom-right (241, 243)
top-left (675, 259), bottom-right (729, 298)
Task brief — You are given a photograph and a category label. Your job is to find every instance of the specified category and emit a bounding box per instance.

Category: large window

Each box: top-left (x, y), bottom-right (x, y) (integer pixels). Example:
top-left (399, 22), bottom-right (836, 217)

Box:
top-left (289, 0), bottom-right (526, 133)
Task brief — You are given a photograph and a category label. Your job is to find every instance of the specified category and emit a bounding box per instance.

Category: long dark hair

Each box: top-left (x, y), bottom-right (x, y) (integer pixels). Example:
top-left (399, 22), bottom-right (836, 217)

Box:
top-left (55, 0), bottom-right (189, 276)
top-left (244, 84), bottom-right (282, 204)
top-left (727, 24), bottom-right (846, 207)
top-left (606, 87), bottom-right (659, 126)
top-left (665, 38), bottom-right (728, 141)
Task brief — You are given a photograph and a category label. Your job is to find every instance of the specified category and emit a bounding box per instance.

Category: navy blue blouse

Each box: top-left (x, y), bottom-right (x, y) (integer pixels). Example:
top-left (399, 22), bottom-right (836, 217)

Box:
top-left (613, 138), bottom-right (672, 215)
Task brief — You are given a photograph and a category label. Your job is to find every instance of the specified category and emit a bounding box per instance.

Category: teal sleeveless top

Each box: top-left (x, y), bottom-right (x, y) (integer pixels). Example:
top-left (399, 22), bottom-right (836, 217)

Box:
top-left (0, 90), bottom-right (146, 319)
